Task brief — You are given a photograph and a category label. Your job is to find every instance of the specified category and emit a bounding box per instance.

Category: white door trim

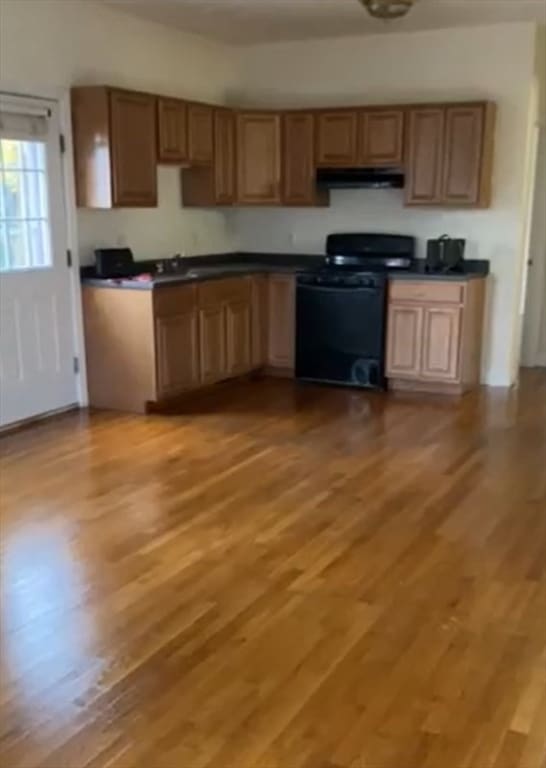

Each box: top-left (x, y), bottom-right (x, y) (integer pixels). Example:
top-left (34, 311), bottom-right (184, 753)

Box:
top-left (521, 124), bottom-right (546, 368)
top-left (1, 85), bottom-right (88, 407)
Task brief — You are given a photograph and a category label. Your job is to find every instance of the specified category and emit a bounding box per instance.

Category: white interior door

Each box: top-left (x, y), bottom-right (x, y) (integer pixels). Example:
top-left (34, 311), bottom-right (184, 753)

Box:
top-left (0, 94), bottom-right (77, 427)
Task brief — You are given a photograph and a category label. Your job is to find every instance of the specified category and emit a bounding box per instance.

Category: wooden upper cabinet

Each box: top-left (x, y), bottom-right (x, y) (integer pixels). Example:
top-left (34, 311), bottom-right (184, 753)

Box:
top-left (110, 90), bottom-right (157, 207)
top-left (406, 102), bottom-right (495, 207)
top-left (182, 108), bottom-right (235, 207)
top-left (237, 112), bottom-right (282, 205)
top-left (359, 109), bottom-right (404, 166)
top-left (405, 108), bottom-right (445, 205)
top-left (157, 97), bottom-right (188, 164)
top-left (442, 104), bottom-right (493, 206)
top-left (315, 111), bottom-right (358, 167)
top-left (214, 109), bottom-right (236, 205)
top-left (72, 86), bottom-right (157, 208)
top-left (188, 103), bottom-right (214, 166)
top-left (283, 112), bottom-right (321, 206)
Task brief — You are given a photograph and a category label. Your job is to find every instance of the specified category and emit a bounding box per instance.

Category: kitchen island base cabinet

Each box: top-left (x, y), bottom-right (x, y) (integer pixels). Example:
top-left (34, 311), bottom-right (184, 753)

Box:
top-left (83, 277), bottom-right (257, 414)
top-left (386, 278), bottom-right (486, 395)
top-left (82, 288), bottom-right (157, 414)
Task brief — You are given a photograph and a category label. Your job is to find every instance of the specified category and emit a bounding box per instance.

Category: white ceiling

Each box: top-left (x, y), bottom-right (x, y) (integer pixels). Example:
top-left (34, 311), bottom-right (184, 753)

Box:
top-left (104, 0), bottom-right (546, 46)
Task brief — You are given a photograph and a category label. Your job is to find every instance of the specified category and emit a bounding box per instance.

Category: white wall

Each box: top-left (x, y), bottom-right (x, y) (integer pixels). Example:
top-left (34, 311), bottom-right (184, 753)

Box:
top-left (0, 0), bottom-right (241, 264)
top-left (232, 23), bottom-right (537, 386)
top-left (0, 5), bottom-right (539, 386)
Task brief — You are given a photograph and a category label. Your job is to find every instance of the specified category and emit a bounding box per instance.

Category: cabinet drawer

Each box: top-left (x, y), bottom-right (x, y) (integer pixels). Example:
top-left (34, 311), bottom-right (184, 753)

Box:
top-left (389, 280), bottom-right (464, 305)
top-left (198, 277), bottom-right (251, 307)
top-left (154, 284), bottom-right (197, 317)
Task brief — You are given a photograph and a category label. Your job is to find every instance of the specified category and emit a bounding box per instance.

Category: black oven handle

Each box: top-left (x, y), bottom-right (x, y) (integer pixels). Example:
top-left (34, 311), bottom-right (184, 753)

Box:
top-left (297, 283), bottom-right (380, 293)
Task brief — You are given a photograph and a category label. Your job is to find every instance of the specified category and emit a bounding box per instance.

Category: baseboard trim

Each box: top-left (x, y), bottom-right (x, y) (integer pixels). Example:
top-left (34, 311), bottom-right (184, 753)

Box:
top-left (0, 404), bottom-right (80, 437)
top-left (388, 379), bottom-right (466, 396)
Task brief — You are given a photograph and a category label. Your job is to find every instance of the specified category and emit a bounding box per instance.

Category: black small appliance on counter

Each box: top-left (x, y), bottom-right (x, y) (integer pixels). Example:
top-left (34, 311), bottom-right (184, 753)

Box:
top-left (295, 233), bottom-right (415, 391)
top-left (426, 235), bottom-right (466, 273)
top-left (94, 247), bottom-right (137, 279)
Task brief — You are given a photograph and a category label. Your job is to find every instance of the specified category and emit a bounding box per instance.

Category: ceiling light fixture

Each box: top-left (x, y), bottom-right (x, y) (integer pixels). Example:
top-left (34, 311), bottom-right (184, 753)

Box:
top-left (360, 0), bottom-right (416, 21)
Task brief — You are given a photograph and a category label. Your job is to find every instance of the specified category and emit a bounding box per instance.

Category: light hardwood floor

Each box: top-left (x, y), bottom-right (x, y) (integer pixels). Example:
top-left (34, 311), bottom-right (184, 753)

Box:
top-left (1, 371), bottom-right (545, 768)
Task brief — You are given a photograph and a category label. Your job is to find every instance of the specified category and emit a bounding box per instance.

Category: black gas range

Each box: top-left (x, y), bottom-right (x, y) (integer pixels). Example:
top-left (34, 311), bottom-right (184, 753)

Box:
top-left (295, 233), bottom-right (415, 391)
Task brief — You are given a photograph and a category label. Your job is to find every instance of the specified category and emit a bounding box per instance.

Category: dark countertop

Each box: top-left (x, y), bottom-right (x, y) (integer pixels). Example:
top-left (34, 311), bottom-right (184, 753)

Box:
top-left (80, 252), bottom-right (489, 290)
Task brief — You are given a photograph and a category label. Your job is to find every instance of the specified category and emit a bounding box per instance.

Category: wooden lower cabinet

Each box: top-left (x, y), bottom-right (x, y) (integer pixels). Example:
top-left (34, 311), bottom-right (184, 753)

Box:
top-left (155, 311), bottom-right (199, 397)
top-left (386, 304), bottom-right (423, 378)
top-left (226, 300), bottom-right (251, 376)
top-left (386, 278), bottom-right (485, 394)
top-left (267, 274), bottom-right (295, 370)
top-left (421, 306), bottom-right (461, 380)
top-left (251, 276), bottom-right (268, 368)
top-left (199, 305), bottom-right (227, 386)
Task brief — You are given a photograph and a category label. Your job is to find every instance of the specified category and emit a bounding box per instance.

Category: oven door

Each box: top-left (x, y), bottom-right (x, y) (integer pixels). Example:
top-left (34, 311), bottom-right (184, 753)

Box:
top-left (295, 280), bottom-right (387, 389)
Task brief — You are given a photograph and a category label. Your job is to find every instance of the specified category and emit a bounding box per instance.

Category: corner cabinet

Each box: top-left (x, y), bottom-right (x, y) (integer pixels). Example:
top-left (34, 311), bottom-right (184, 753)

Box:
top-left (386, 278), bottom-right (486, 394)
top-left (236, 112), bottom-right (282, 205)
top-left (188, 103), bottom-right (214, 166)
top-left (198, 279), bottom-right (253, 385)
top-left (405, 102), bottom-right (495, 207)
top-left (72, 86), bottom-right (157, 208)
top-left (183, 108), bottom-right (236, 207)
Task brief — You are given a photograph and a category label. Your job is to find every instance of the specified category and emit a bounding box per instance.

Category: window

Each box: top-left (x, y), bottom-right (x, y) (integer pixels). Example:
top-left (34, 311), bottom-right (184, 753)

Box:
top-left (0, 139), bottom-right (52, 271)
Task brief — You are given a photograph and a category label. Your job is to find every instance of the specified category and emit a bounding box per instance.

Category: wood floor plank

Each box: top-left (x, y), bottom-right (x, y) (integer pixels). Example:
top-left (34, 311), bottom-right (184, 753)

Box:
top-left (1, 370), bottom-right (545, 768)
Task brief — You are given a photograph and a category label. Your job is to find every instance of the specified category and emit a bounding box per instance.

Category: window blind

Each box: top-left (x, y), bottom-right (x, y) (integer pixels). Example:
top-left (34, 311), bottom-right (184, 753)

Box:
top-left (0, 97), bottom-right (50, 140)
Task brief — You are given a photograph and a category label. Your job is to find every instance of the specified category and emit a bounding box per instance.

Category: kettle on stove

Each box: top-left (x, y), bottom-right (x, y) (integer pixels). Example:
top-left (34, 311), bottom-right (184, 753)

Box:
top-left (426, 234), bottom-right (466, 273)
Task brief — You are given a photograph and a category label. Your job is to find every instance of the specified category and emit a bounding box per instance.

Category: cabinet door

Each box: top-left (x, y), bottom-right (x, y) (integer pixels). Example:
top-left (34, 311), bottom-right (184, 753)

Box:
top-left (421, 306), bottom-right (462, 381)
top-left (316, 111), bottom-right (358, 167)
top-left (283, 113), bottom-right (316, 205)
top-left (155, 311), bottom-right (199, 397)
top-left (110, 90), bottom-right (157, 207)
top-left (268, 275), bottom-right (295, 369)
top-left (157, 97), bottom-right (187, 163)
top-left (386, 304), bottom-right (423, 378)
top-left (359, 110), bottom-right (404, 166)
top-left (251, 276), bottom-right (268, 368)
top-left (214, 109), bottom-right (236, 205)
top-left (442, 105), bottom-right (484, 205)
top-left (188, 104), bottom-right (214, 166)
top-left (405, 108), bottom-right (444, 205)
top-left (237, 112), bottom-right (282, 204)
top-left (226, 300), bottom-right (251, 376)
top-left (199, 305), bottom-right (226, 385)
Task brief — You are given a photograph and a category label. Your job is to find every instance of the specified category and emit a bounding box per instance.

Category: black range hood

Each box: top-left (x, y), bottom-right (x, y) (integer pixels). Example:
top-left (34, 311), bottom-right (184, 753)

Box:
top-left (316, 167), bottom-right (404, 189)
